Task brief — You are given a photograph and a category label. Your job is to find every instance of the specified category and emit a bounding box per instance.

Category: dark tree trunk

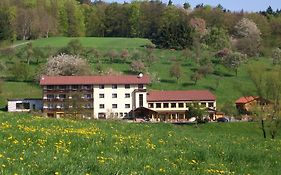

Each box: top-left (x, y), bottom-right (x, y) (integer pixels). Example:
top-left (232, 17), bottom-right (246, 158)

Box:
top-left (261, 119), bottom-right (266, 139)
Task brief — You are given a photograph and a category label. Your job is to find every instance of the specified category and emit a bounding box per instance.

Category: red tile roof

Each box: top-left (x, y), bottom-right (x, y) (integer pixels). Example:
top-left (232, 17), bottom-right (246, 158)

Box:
top-left (235, 96), bottom-right (259, 104)
top-left (40, 75), bottom-right (150, 85)
top-left (147, 90), bottom-right (216, 102)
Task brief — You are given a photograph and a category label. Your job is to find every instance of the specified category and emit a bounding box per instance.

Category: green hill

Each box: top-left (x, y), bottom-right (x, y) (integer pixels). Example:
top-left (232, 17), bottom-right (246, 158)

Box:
top-left (0, 37), bottom-right (272, 109)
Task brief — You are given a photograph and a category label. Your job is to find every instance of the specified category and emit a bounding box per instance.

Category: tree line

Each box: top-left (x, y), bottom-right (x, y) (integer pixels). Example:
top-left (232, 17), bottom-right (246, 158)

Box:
top-left (0, 0), bottom-right (280, 49)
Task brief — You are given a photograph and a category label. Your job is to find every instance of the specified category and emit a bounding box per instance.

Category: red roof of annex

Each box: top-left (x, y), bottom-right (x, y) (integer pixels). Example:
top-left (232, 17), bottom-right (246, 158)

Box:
top-left (235, 96), bottom-right (259, 104)
top-left (147, 90), bottom-right (216, 102)
top-left (40, 75), bottom-right (150, 85)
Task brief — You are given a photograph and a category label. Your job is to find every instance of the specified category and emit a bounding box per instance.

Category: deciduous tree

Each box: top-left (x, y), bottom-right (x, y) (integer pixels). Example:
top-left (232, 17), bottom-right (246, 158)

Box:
top-left (41, 53), bottom-right (92, 76)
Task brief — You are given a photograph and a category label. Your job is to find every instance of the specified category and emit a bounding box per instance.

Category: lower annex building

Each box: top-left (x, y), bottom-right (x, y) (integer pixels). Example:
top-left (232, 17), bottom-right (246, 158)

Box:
top-left (39, 74), bottom-right (217, 120)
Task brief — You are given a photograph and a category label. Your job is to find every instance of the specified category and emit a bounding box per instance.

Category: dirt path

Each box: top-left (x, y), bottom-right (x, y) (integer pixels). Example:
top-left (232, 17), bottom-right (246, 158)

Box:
top-left (11, 41), bottom-right (30, 48)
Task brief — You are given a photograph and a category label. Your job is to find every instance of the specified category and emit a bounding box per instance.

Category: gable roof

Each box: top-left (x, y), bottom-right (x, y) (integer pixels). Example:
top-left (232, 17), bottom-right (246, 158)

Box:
top-left (147, 90), bottom-right (216, 102)
top-left (40, 75), bottom-right (150, 85)
top-left (235, 96), bottom-right (259, 104)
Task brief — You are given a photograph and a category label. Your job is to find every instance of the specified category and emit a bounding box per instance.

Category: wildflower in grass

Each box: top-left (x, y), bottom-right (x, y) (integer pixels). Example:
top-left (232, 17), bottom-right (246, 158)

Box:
top-left (144, 165), bottom-right (151, 169)
top-left (159, 168), bottom-right (166, 173)
top-left (54, 172), bottom-right (59, 175)
top-left (19, 157), bottom-right (23, 160)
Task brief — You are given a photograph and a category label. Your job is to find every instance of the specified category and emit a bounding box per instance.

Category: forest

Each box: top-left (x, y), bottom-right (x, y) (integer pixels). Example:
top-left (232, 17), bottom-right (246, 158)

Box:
top-left (0, 0), bottom-right (280, 52)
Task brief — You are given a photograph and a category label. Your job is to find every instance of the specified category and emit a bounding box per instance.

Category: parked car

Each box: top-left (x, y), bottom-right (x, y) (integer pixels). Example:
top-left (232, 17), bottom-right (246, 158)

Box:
top-left (217, 117), bottom-right (229, 122)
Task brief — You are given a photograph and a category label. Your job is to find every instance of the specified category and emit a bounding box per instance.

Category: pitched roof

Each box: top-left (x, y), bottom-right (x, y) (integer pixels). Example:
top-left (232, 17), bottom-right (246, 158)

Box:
top-left (147, 90), bottom-right (216, 102)
top-left (235, 96), bottom-right (259, 104)
top-left (40, 75), bottom-right (150, 85)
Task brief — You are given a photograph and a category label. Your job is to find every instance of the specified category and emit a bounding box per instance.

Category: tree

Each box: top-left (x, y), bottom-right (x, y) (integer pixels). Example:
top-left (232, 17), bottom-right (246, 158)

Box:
top-left (205, 27), bottom-right (230, 50)
top-left (63, 39), bottom-right (84, 55)
top-left (183, 2), bottom-right (190, 10)
top-left (9, 62), bottom-right (32, 81)
top-left (186, 103), bottom-right (208, 123)
top-left (106, 50), bottom-right (118, 63)
top-left (234, 18), bottom-right (262, 56)
top-left (120, 49), bottom-right (130, 62)
top-left (272, 48), bottom-right (281, 65)
top-left (41, 54), bottom-right (92, 76)
top-left (152, 6), bottom-right (193, 49)
top-left (222, 51), bottom-right (247, 76)
top-left (248, 63), bottom-right (281, 139)
top-left (197, 64), bottom-right (214, 77)
top-left (169, 63), bottom-right (182, 82)
top-left (190, 72), bottom-right (202, 85)
top-left (0, 79), bottom-right (3, 94)
top-left (0, 7), bottom-right (16, 42)
top-left (130, 60), bottom-right (146, 73)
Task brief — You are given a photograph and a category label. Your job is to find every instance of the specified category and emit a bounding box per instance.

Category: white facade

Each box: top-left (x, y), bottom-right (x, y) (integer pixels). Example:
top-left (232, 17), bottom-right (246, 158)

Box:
top-left (93, 84), bottom-right (147, 119)
top-left (8, 99), bottom-right (43, 112)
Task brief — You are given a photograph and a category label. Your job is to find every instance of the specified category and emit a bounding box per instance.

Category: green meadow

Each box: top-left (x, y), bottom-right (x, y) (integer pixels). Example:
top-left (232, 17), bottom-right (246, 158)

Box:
top-left (0, 37), bottom-right (272, 108)
top-left (0, 113), bottom-right (280, 175)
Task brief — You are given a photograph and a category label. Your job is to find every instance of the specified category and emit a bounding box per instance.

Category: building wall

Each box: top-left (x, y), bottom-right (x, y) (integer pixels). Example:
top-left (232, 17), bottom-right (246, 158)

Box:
top-left (93, 84), bottom-right (147, 119)
top-left (8, 100), bottom-right (43, 112)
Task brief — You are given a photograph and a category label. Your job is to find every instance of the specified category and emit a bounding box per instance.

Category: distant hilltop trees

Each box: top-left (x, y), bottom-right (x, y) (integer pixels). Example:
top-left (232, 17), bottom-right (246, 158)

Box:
top-left (0, 0), bottom-right (280, 50)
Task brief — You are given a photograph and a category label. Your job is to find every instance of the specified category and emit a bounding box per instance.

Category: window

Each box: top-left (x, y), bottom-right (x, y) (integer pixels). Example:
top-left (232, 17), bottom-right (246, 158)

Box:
top-left (47, 85), bottom-right (53, 90)
top-left (148, 103), bottom-right (154, 108)
top-left (84, 94), bottom-right (92, 99)
top-left (112, 84), bottom-right (117, 89)
top-left (138, 84), bottom-right (143, 89)
top-left (59, 85), bottom-right (66, 90)
top-left (47, 94), bottom-right (55, 99)
top-left (125, 93), bottom-right (130, 98)
top-left (99, 104), bottom-right (105, 109)
top-left (99, 85), bottom-right (104, 89)
top-left (139, 94), bottom-right (143, 107)
top-left (99, 94), bottom-right (104, 98)
top-left (156, 103), bottom-right (161, 108)
top-left (48, 104), bottom-right (54, 109)
top-left (83, 85), bottom-right (91, 90)
top-left (120, 113), bottom-right (123, 117)
top-left (124, 112), bottom-right (128, 116)
top-left (115, 113), bottom-right (118, 117)
top-left (125, 84), bottom-right (130, 89)
top-left (171, 103), bottom-right (176, 108)
top-left (72, 85), bottom-right (78, 90)
top-left (186, 103), bottom-right (190, 108)
top-left (112, 93), bottom-right (117, 98)
top-left (178, 103), bottom-right (184, 108)
top-left (208, 102), bottom-right (214, 107)
top-left (16, 103), bottom-right (30, 109)
top-left (112, 104), bottom-right (117, 108)
top-left (163, 103), bottom-right (169, 108)
top-left (59, 94), bottom-right (66, 99)
top-left (125, 104), bottom-right (130, 108)
top-left (201, 102), bottom-right (206, 107)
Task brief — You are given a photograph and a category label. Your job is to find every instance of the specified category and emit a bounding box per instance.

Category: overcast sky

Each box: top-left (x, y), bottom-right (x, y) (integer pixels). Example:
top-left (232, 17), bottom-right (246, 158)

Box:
top-left (103, 0), bottom-right (281, 12)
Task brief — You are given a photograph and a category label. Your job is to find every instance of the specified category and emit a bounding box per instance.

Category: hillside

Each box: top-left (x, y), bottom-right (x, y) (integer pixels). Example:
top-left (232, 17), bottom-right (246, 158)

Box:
top-left (0, 37), bottom-right (271, 109)
top-left (0, 112), bottom-right (280, 174)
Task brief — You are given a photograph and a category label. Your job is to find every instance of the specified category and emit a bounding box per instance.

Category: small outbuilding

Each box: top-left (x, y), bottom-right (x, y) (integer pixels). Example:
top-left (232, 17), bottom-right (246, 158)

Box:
top-left (7, 98), bottom-right (43, 112)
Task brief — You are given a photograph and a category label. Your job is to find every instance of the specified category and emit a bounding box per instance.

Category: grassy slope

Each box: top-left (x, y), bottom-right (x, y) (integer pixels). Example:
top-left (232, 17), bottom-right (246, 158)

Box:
top-left (31, 37), bottom-right (151, 49)
top-left (0, 82), bottom-right (42, 107)
top-left (0, 113), bottom-right (280, 175)
top-left (0, 37), bottom-right (272, 108)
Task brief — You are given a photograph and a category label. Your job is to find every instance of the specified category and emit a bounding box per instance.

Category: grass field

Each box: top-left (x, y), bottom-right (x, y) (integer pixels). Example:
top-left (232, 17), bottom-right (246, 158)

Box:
top-left (0, 37), bottom-right (273, 109)
top-left (0, 113), bottom-right (280, 175)
top-left (29, 37), bottom-right (151, 49)
top-left (0, 82), bottom-right (42, 108)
